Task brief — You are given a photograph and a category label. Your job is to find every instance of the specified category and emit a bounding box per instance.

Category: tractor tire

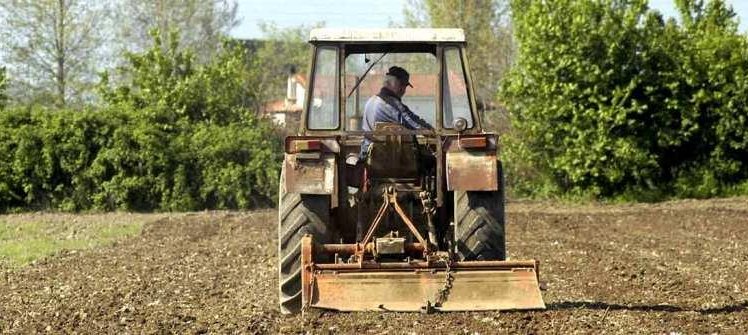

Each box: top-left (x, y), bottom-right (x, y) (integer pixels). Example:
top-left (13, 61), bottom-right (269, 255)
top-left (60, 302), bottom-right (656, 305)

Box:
top-left (277, 174), bottom-right (334, 314)
top-left (453, 166), bottom-right (506, 261)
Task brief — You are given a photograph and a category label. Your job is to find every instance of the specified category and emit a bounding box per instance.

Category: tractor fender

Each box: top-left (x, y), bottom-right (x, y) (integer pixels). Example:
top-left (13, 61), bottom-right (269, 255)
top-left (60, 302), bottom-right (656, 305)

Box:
top-left (282, 153), bottom-right (337, 197)
top-left (281, 136), bottom-right (340, 207)
top-left (444, 135), bottom-right (499, 191)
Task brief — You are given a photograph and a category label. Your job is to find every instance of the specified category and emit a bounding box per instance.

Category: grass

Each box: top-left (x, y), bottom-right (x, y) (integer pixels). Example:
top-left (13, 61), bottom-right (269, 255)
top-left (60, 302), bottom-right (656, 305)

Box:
top-left (0, 213), bottom-right (163, 269)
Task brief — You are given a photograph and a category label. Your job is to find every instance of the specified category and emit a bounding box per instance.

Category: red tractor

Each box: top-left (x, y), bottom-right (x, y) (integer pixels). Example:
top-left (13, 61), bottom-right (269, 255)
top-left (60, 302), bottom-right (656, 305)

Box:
top-left (278, 28), bottom-right (544, 314)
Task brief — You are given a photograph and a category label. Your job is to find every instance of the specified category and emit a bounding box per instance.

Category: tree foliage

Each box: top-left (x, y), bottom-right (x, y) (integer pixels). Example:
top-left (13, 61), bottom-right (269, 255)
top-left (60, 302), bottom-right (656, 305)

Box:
top-left (502, 0), bottom-right (748, 199)
top-left (115, 0), bottom-right (239, 61)
top-left (0, 67), bottom-right (7, 110)
top-left (250, 23), bottom-right (320, 111)
top-left (0, 0), bottom-right (110, 107)
top-left (99, 30), bottom-right (258, 125)
top-left (404, 0), bottom-right (514, 113)
top-left (0, 31), bottom-right (281, 212)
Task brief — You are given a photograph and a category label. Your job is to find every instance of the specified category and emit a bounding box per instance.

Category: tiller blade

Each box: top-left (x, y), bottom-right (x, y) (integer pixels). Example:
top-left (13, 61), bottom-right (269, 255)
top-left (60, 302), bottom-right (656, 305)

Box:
top-left (300, 235), bottom-right (546, 312)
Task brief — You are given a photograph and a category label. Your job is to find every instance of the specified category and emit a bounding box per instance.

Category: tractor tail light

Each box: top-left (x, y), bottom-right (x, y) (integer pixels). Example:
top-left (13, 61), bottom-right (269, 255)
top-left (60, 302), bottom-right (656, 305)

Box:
top-left (294, 139), bottom-right (322, 152)
top-left (459, 137), bottom-right (487, 149)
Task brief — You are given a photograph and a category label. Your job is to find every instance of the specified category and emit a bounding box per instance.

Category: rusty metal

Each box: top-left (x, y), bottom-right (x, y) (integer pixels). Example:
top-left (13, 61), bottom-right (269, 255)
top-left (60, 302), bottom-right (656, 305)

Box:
top-left (445, 150), bottom-right (498, 191)
top-left (320, 242), bottom-right (425, 255)
top-left (419, 191), bottom-right (438, 247)
top-left (282, 154), bottom-right (337, 195)
top-left (458, 136), bottom-right (487, 149)
top-left (359, 187), bottom-right (430, 256)
top-left (306, 265), bottom-right (545, 312)
top-left (301, 235), bottom-right (544, 312)
top-left (314, 260), bottom-right (539, 271)
top-left (375, 236), bottom-right (405, 255)
top-left (301, 235), bottom-right (314, 310)
top-left (431, 254), bottom-right (454, 310)
top-left (284, 136), bottom-right (340, 154)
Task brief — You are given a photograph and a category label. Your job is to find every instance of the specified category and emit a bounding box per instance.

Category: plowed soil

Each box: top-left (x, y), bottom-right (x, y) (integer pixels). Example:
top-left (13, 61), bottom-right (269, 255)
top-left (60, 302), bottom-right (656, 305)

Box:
top-left (2, 199), bottom-right (748, 334)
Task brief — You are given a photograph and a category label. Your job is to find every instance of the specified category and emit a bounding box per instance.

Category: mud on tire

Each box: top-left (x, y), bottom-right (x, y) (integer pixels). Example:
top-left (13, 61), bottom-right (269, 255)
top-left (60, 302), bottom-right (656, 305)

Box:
top-left (453, 166), bottom-right (506, 261)
top-left (277, 176), bottom-right (334, 314)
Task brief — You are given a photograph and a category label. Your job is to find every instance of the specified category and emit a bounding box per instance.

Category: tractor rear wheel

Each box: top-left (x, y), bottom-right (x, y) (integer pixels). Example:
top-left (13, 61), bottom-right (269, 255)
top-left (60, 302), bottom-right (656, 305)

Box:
top-left (278, 173), bottom-right (334, 314)
top-left (453, 165), bottom-right (506, 261)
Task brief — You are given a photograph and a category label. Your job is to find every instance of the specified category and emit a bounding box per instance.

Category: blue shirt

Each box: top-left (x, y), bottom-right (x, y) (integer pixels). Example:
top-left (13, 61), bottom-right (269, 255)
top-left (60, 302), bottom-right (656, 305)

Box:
top-left (359, 88), bottom-right (432, 159)
top-left (362, 95), bottom-right (430, 131)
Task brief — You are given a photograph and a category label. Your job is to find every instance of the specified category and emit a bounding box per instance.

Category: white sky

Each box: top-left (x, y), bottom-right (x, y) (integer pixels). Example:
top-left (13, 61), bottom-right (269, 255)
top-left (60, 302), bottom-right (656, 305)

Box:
top-left (230, 0), bottom-right (748, 39)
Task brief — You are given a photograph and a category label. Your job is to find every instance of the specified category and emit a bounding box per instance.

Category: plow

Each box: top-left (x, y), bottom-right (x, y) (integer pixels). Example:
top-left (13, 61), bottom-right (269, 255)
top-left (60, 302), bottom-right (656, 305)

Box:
top-left (278, 28), bottom-right (545, 314)
top-left (300, 190), bottom-right (544, 312)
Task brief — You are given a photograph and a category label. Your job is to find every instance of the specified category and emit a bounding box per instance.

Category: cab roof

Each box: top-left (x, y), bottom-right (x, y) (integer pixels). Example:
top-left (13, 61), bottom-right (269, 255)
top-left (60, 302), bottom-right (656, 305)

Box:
top-left (309, 28), bottom-right (465, 43)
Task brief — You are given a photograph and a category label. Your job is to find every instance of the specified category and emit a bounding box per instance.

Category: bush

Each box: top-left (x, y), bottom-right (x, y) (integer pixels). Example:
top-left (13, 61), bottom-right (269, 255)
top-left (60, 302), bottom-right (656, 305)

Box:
top-left (0, 107), bottom-right (281, 212)
top-left (502, 0), bottom-right (748, 200)
top-left (0, 31), bottom-right (281, 212)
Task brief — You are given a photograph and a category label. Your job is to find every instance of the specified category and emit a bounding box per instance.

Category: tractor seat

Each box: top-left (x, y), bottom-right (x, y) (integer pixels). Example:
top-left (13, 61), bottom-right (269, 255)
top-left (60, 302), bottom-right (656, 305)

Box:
top-left (366, 122), bottom-right (420, 180)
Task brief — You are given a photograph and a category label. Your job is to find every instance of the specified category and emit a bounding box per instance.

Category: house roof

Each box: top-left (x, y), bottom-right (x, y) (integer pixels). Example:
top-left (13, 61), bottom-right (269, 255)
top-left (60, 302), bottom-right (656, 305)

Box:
top-left (309, 28), bottom-right (465, 43)
top-left (263, 100), bottom-right (303, 114)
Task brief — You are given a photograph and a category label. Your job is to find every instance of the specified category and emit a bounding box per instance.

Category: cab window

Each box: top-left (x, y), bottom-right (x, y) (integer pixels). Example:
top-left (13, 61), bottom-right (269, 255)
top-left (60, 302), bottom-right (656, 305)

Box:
top-left (443, 47), bottom-right (474, 129)
top-left (344, 52), bottom-right (437, 130)
top-left (308, 47), bottom-right (339, 130)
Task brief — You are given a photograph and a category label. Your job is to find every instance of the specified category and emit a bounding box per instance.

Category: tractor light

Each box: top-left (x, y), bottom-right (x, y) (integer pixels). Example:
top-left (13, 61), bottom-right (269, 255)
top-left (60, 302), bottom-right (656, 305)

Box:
top-left (294, 139), bottom-right (323, 152)
top-left (458, 137), bottom-right (487, 149)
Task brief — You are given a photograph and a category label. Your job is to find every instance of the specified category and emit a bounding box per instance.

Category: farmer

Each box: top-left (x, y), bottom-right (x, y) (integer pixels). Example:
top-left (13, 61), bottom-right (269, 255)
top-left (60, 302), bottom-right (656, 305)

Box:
top-left (359, 66), bottom-right (433, 160)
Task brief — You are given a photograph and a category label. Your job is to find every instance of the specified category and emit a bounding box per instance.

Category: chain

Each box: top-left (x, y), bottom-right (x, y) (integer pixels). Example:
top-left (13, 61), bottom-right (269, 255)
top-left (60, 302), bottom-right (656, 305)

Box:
top-left (433, 255), bottom-right (454, 307)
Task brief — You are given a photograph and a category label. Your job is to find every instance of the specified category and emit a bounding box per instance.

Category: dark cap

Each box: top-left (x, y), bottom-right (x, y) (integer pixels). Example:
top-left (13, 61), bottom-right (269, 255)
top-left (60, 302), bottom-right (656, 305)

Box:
top-left (386, 66), bottom-right (413, 88)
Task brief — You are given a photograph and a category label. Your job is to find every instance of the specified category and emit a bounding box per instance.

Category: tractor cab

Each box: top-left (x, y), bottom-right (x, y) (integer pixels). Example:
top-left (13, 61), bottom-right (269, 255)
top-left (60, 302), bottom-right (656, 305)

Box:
top-left (301, 28), bottom-right (480, 135)
top-left (278, 28), bottom-right (545, 314)
top-left (295, 28), bottom-right (492, 201)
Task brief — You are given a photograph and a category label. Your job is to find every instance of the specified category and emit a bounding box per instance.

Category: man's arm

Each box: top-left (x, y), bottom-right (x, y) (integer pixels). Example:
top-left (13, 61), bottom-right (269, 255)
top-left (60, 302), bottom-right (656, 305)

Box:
top-left (399, 105), bottom-right (434, 130)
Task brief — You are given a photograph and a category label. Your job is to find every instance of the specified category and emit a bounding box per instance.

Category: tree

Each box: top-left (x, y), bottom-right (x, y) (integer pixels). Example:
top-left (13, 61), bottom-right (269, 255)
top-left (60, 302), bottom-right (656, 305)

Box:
top-left (403, 0), bottom-right (514, 122)
top-left (501, 0), bottom-right (748, 199)
top-left (249, 23), bottom-right (321, 111)
top-left (0, 67), bottom-right (7, 109)
top-left (99, 29), bottom-right (260, 125)
top-left (115, 0), bottom-right (239, 61)
top-left (0, 0), bottom-right (110, 107)
top-left (93, 30), bottom-right (278, 210)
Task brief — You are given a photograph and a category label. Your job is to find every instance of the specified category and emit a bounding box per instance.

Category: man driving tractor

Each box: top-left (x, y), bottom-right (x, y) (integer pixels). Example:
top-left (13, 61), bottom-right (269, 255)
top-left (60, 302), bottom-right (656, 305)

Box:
top-left (359, 66), bottom-right (433, 160)
top-left (279, 28), bottom-right (544, 314)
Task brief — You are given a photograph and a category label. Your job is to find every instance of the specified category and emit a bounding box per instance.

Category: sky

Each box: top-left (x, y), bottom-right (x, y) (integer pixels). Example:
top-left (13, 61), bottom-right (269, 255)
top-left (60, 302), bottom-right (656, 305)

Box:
top-left (230, 0), bottom-right (748, 39)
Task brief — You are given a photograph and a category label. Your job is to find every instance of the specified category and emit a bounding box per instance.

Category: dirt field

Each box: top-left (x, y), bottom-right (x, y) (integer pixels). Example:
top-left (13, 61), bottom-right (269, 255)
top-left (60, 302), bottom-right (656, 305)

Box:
top-left (1, 199), bottom-right (747, 334)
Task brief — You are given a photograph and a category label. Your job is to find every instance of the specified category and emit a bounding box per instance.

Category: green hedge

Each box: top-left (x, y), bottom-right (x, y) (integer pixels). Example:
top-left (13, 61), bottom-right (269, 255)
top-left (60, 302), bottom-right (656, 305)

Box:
top-left (0, 31), bottom-right (281, 212)
top-left (502, 0), bottom-right (748, 200)
top-left (0, 107), bottom-right (280, 212)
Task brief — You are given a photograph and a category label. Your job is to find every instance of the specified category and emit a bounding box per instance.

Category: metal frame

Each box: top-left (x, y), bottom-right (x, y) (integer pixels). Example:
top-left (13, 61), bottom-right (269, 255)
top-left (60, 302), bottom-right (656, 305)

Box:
top-left (358, 187), bottom-right (430, 256)
top-left (309, 28), bottom-right (466, 43)
top-left (284, 30), bottom-right (545, 314)
top-left (303, 44), bottom-right (342, 132)
top-left (441, 44), bottom-right (482, 131)
top-left (301, 41), bottom-right (482, 136)
top-left (300, 235), bottom-right (545, 312)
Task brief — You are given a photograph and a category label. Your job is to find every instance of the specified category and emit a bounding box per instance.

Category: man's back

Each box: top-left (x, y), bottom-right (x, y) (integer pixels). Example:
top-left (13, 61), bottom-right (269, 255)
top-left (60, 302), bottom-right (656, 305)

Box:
top-left (363, 88), bottom-right (432, 131)
top-left (362, 95), bottom-right (401, 131)
top-left (358, 66), bottom-right (432, 160)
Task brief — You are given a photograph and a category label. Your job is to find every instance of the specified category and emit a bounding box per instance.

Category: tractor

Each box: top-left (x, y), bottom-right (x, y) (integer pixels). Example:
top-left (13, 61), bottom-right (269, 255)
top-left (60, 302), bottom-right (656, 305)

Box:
top-left (278, 28), bottom-right (545, 314)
